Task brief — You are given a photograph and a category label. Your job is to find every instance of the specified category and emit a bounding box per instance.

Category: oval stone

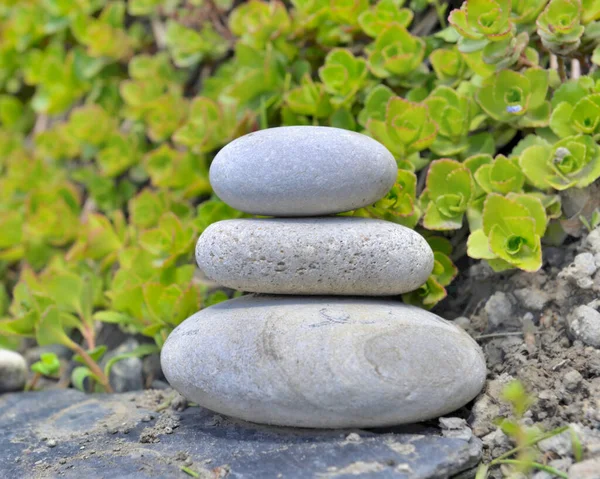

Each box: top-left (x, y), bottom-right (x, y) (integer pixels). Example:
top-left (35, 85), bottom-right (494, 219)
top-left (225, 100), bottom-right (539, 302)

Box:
top-left (209, 126), bottom-right (397, 216)
top-left (161, 295), bottom-right (487, 428)
top-left (196, 217), bottom-right (434, 296)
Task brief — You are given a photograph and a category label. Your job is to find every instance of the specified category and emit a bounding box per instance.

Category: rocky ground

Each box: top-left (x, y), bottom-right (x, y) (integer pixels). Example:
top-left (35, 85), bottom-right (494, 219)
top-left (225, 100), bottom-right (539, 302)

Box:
top-left (436, 227), bottom-right (600, 478)
top-left (0, 388), bottom-right (481, 478)
top-left (2, 229), bottom-right (600, 478)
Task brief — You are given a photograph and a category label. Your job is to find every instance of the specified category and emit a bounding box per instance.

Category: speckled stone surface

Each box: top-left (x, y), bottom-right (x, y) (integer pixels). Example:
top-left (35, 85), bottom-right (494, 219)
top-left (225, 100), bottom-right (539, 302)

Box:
top-left (209, 126), bottom-right (397, 216)
top-left (161, 295), bottom-right (487, 429)
top-left (196, 217), bottom-right (433, 296)
top-left (0, 389), bottom-right (482, 479)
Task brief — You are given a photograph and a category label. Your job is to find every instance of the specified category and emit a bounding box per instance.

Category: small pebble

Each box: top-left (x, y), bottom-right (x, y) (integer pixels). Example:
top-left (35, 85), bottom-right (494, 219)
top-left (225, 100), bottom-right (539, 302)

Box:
top-left (0, 349), bottom-right (27, 393)
top-left (58, 458), bottom-right (67, 465)
top-left (141, 415), bottom-right (153, 422)
top-left (46, 439), bottom-right (57, 448)
top-left (563, 369), bottom-right (583, 391)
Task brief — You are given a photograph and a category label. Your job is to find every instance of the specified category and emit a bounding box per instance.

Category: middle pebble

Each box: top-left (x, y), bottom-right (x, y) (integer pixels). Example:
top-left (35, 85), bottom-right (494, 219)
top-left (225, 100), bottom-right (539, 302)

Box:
top-left (196, 217), bottom-right (434, 296)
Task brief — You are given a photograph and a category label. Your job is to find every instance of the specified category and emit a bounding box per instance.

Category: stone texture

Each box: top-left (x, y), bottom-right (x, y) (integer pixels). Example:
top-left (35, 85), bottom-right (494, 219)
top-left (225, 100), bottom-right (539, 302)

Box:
top-left (568, 304), bottom-right (600, 348)
top-left (161, 295), bottom-right (487, 429)
top-left (196, 217), bottom-right (433, 296)
top-left (209, 126), bottom-right (397, 216)
top-left (101, 339), bottom-right (144, 392)
top-left (0, 389), bottom-right (482, 479)
top-left (0, 349), bottom-right (27, 393)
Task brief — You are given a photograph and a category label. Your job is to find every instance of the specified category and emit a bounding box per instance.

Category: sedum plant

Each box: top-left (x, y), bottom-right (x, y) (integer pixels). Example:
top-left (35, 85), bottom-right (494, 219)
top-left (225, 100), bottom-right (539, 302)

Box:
top-left (3, 0), bottom-right (600, 390)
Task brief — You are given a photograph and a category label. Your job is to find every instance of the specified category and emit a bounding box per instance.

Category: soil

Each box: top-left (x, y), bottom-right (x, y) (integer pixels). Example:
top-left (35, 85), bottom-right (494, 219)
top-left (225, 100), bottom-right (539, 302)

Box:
top-left (434, 227), bottom-right (600, 477)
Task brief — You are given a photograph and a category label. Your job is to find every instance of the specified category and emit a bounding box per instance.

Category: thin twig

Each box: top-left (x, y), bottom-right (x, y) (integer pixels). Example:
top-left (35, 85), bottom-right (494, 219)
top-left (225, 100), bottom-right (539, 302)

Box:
top-left (474, 332), bottom-right (524, 340)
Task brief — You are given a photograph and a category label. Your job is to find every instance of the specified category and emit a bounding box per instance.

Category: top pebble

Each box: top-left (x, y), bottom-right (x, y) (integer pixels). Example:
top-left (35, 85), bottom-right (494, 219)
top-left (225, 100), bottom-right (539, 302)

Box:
top-left (209, 126), bottom-right (397, 217)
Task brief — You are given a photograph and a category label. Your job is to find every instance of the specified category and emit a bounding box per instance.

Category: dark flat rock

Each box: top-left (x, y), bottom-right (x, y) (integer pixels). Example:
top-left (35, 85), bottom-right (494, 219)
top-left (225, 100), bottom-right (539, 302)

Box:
top-left (0, 389), bottom-right (481, 478)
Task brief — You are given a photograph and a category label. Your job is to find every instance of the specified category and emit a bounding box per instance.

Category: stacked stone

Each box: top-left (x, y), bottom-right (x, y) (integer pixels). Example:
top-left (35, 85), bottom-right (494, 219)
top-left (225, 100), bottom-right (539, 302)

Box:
top-left (161, 126), bottom-right (486, 429)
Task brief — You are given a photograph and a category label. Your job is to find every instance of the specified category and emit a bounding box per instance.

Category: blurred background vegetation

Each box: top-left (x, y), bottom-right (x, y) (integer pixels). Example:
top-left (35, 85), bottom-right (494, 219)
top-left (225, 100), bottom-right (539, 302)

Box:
top-left (2, 0), bottom-right (600, 392)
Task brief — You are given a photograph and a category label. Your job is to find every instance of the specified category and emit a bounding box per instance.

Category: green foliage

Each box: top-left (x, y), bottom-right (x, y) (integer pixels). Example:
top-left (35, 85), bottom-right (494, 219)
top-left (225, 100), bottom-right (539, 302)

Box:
top-left (31, 352), bottom-right (61, 378)
top-left (537, 0), bottom-right (584, 55)
top-left (519, 134), bottom-right (600, 189)
top-left (476, 69), bottom-right (551, 127)
top-left (468, 193), bottom-right (547, 271)
top-left (3, 0), bottom-right (600, 389)
top-left (476, 380), bottom-right (577, 479)
top-left (366, 25), bottom-right (425, 78)
top-left (422, 159), bottom-right (473, 231)
top-left (366, 96), bottom-right (437, 162)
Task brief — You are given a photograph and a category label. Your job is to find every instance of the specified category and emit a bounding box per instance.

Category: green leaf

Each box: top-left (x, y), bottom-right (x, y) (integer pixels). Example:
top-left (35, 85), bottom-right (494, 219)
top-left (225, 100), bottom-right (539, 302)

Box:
top-left (467, 229), bottom-right (497, 260)
top-left (103, 344), bottom-right (159, 378)
top-left (318, 49), bottom-right (368, 106)
top-left (71, 366), bottom-right (97, 392)
top-left (36, 306), bottom-right (76, 349)
top-left (422, 159), bottom-right (473, 230)
top-left (74, 345), bottom-right (107, 365)
top-left (31, 352), bottom-right (61, 377)
top-left (93, 311), bottom-right (134, 324)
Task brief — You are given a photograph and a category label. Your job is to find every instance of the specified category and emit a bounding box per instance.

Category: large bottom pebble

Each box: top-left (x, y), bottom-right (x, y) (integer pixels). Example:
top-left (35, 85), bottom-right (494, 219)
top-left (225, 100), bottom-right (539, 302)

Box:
top-left (161, 295), bottom-right (487, 428)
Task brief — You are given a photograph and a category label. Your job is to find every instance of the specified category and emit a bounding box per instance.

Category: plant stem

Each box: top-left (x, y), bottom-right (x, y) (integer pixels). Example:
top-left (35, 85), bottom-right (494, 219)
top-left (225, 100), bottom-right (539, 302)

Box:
top-left (180, 466), bottom-right (200, 478)
top-left (431, 0), bottom-right (447, 28)
top-left (25, 372), bottom-right (41, 391)
top-left (493, 459), bottom-right (568, 478)
top-left (491, 426), bottom-right (570, 463)
top-left (557, 57), bottom-right (567, 82)
top-left (84, 324), bottom-right (96, 350)
top-left (71, 343), bottom-right (114, 393)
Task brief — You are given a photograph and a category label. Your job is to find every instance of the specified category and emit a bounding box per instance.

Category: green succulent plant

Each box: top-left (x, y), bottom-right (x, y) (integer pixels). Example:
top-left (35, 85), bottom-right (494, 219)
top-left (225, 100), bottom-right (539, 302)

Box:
top-left (358, 0), bottom-right (413, 37)
top-left (476, 69), bottom-right (551, 127)
top-left (468, 193), bottom-right (547, 272)
top-left (357, 169), bottom-right (421, 228)
top-left (474, 154), bottom-right (526, 194)
top-left (537, 0), bottom-right (584, 55)
top-left (366, 24), bottom-right (425, 78)
top-left (549, 77), bottom-right (600, 138)
top-left (519, 134), bottom-right (600, 190)
top-left (366, 96), bottom-right (437, 161)
top-left (512, 0), bottom-right (550, 25)
top-left (421, 159), bottom-right (474, 231)
top-left (429, 47), bottom-right (469, 86)
top-left (424, 86), bottom-right (474, 156)
top-left (318, 49), bottom-right (369, 107)
top-left (403, 237), bottom-right (458, 309)
top-left (449, 0), bottom-right (513, 52)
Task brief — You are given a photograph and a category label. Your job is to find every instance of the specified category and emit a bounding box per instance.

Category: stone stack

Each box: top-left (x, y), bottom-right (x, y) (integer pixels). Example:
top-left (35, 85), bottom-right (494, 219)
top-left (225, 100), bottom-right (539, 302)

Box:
top-left (161, 126), bottom-right (486, 429)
